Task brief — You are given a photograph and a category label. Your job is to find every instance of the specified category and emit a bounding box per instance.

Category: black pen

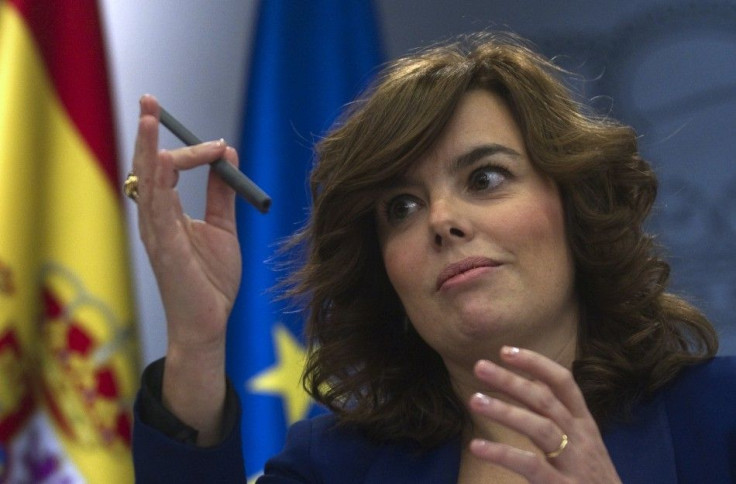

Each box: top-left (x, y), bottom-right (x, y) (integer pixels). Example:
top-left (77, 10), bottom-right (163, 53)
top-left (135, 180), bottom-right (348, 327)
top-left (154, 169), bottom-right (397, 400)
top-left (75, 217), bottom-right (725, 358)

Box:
top-left (159, 106), bottom-right (271, 213)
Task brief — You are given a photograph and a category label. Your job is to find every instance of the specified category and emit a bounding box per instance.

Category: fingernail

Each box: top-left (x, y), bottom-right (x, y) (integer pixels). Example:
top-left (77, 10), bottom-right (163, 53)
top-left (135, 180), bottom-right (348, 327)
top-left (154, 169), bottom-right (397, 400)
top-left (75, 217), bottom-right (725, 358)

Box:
top-left (469, 438), bottom-right (489, 451)
top-left (206, 138), bottom-right (226, 148)
top-left (475, 359), bottom-right (494, 376)
top-left (501, 346), bottom-right (520, 357)
top-left (472, 392), bottom-right (492, 407)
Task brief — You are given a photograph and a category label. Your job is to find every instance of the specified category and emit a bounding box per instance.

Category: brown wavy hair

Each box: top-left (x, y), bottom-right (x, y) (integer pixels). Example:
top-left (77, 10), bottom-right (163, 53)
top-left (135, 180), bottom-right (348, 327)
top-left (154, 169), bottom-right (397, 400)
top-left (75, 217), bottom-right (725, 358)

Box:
top-left (283, 32), bottom-right (718, 447)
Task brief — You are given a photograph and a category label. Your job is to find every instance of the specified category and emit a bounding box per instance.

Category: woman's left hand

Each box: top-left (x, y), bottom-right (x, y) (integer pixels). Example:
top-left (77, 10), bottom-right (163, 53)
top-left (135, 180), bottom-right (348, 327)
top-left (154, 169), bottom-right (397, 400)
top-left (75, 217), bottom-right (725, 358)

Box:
top-left (467, 347), bottom-right (622, 483)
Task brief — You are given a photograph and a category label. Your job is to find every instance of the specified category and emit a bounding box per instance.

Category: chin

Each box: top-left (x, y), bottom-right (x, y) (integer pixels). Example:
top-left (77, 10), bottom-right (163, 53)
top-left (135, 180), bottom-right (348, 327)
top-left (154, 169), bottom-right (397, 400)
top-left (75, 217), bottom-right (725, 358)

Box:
top-left (454, 312), bottom-right (511, 340)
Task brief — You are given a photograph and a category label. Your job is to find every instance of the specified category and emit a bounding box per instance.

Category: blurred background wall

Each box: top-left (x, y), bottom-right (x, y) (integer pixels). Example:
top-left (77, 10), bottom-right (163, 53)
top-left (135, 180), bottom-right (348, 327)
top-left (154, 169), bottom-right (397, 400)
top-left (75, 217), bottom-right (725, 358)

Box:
top-left (99, 0), bottom-right (736, 364)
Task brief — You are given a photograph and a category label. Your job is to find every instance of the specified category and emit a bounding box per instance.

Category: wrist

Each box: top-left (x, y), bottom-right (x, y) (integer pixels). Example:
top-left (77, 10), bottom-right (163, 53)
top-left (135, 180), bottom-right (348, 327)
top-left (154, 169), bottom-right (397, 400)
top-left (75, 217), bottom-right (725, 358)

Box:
top-left (162, 339), bottom-right (227, 446)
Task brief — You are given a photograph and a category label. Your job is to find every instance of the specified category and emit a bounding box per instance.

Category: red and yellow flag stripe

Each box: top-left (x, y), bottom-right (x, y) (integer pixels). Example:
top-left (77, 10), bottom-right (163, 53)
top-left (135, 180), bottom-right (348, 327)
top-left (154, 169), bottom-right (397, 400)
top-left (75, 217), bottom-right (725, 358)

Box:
top-left (0, 0), bottom-right (139, 482)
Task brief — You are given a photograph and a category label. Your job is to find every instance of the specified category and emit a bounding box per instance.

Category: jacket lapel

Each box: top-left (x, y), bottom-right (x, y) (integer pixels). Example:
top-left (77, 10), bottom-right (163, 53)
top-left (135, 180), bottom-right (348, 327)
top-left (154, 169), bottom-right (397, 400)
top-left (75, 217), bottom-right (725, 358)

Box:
top-left (364, 436), bottom-right (461, 483)
top-left (603, 395), bottom-right (677, 483)
top-left (359, 394), bottom-right (677, 483)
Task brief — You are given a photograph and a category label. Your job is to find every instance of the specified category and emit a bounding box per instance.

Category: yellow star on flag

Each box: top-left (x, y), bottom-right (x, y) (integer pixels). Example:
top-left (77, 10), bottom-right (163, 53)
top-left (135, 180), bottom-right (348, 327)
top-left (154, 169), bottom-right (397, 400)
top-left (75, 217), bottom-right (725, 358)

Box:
top-left (247, 323), bottom-right (312, 424)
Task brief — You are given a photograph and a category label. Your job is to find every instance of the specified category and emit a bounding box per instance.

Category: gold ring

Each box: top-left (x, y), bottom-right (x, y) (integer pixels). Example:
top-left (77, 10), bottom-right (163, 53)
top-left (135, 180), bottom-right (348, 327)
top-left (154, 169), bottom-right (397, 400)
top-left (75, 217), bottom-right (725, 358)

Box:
top-left (123, 171), bottom-right (139, 202)
top-left (545, 433), bottom-right (568, 459)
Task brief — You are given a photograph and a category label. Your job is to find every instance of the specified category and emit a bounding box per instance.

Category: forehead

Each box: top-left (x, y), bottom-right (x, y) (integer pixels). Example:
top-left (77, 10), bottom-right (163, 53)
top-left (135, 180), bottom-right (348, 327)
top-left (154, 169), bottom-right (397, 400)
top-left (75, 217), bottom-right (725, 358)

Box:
top-left (404, 89), bottom-right (528, 175)
top-left (437, 89), bottom-right (524, 152)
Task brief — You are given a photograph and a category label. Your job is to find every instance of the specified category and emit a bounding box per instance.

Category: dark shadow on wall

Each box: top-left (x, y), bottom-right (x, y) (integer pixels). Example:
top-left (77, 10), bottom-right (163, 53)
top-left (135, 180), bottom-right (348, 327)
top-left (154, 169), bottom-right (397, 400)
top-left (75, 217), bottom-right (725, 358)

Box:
top-left (534, 2), bottom-right (736, 353)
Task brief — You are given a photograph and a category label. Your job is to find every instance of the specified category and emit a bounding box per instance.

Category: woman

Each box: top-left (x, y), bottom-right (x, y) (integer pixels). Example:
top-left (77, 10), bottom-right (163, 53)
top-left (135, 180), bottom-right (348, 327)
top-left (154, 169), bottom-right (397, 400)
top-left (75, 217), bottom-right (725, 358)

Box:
top-left (131, 33), bottom-right (735, 483)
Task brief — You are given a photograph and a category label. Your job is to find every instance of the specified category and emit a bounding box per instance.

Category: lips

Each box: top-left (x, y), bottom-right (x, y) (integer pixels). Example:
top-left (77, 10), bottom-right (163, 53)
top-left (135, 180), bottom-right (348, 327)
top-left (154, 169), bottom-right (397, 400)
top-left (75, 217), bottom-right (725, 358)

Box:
top-left (436, 256), bottom-right (500, 290)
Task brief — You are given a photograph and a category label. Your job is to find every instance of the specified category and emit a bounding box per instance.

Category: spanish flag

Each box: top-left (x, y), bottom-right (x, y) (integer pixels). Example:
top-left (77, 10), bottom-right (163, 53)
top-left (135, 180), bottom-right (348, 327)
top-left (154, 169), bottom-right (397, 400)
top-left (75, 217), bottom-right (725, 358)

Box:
top-left (0, 0), bottom-right (139, 482)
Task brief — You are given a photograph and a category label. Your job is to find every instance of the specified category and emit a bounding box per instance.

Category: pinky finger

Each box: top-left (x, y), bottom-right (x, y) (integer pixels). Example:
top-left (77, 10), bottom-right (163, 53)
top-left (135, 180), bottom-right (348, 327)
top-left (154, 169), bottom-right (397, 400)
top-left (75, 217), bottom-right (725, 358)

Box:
top-left (469, 439), bottom-right (559, 484)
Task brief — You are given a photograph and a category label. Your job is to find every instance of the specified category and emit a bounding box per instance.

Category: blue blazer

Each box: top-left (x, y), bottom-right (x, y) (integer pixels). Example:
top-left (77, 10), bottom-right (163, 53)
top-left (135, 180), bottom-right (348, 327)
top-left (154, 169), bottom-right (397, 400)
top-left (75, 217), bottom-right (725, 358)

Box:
top-left (133, 357), bottom-right (736, 483)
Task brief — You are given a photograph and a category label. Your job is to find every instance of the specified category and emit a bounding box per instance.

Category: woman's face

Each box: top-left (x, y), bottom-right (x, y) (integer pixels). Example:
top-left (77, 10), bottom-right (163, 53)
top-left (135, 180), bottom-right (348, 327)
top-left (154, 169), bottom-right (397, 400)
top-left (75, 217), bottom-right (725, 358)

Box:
top-left (375, 90), bottom-right (578, 365)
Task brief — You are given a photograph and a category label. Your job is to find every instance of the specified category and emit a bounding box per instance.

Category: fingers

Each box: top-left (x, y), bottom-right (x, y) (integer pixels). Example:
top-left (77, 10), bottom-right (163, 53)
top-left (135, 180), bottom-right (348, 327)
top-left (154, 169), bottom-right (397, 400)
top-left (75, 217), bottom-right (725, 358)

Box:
top-left (498, 346), bottom-right (589, 418)
top-left (132, 95), bottom-right (160, 204)
top-left (161, 140), bottom-right (236, 233)
top-left (469, 392), bottom-right (567, 458)
top-left (473, 358), bottom-right (574, 433)
top-left (133, 96), bottom-right (165, 250)
top-left (133, 95), bottom-right (229, 186)
top-left (466, 347), bottom-right (622, 483)
top-left (169, 139), bottom-right (227, 170)
top-left (147, 149), bottom-right (185, 253)
top-left (203, 146), bottom-right (239, 234)
top-left (132, 95), bottom-right (231, 237)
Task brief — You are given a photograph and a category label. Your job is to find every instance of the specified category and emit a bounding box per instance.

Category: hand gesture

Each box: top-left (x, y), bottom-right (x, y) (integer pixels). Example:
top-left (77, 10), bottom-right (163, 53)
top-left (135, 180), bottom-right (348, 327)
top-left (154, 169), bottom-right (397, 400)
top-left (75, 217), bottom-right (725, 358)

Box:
top-left (468, 347), bottom-right (622, 483)
top-left (132, 95), bottom-right (241, 350)
top-left (131, 95), bottom-right (242, 443)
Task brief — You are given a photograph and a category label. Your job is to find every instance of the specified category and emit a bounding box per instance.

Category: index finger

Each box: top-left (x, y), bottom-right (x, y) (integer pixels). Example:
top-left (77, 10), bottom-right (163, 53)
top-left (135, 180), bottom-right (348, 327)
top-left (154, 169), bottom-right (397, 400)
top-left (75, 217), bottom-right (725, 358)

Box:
top-left (132, 94), bottom-right (161, 203)
top-left (499, 346), bottom-right (590, 418)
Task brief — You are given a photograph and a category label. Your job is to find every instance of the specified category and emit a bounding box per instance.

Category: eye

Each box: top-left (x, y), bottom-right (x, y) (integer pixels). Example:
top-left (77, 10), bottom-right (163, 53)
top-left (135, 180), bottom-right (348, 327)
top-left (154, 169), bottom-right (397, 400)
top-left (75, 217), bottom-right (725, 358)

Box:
top-left (382, 195), bottom-right (422, 224)
top-left (468, 165), bottom-right (510, 192)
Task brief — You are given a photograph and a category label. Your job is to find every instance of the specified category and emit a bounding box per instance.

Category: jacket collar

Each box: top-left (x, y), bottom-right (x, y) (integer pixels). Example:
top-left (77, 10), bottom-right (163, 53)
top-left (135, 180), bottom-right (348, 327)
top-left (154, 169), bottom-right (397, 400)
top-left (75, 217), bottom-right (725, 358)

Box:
top-left (365, 435), bottom-right (461, 483)
top-left (603, 394), bottom-right (677, 483)
top-left (361, 394), bottom-right (676, 483)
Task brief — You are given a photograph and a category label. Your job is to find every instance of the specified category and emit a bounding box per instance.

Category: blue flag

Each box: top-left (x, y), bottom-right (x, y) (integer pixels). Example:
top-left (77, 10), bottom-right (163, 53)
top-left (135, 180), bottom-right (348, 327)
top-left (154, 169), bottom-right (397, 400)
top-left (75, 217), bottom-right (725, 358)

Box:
top-left (226, 1), bottom-right (383, 479)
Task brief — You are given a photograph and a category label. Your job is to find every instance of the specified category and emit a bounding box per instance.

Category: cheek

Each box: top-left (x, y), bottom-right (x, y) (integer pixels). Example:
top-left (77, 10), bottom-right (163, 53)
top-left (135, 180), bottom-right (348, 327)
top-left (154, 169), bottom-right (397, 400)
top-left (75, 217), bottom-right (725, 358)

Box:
top-left (379, 230), bottom-right (429, 303)
top-left (381, 240), bottom-right (411, 290)
top-left (531, 205), bottom-right (567, 250)
top-left (515, 197), bottom-right (574, 281)
top-left (499, 185), bottom-right (570, 258)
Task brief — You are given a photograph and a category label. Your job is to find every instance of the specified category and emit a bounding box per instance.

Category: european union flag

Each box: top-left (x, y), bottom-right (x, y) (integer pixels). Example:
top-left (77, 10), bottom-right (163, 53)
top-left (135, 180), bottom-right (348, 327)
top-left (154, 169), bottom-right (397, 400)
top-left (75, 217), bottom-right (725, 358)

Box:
top-left (226, 1), bottom-right (383, 479)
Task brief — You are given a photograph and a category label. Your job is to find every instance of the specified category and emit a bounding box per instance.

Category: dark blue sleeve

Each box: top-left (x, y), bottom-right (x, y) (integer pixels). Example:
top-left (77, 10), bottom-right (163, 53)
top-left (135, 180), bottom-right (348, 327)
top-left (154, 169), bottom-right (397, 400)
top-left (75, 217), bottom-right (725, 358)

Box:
top-left (132, 359), bottom-right (247, 483)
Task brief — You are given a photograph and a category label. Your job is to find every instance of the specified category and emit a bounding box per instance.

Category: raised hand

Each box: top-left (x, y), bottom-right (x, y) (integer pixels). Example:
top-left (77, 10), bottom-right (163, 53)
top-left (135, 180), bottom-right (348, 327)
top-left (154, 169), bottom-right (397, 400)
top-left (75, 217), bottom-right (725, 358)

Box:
top-left (468, 347), bottom-right (622, 483)
top-left (132, 94), bottom-right (242, 444)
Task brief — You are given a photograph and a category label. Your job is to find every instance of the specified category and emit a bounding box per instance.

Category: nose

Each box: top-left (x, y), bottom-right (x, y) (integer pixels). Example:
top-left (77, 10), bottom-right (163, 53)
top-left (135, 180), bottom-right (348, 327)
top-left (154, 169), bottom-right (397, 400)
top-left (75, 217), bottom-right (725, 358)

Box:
top-left (428, 198), bottom-right (472, 248)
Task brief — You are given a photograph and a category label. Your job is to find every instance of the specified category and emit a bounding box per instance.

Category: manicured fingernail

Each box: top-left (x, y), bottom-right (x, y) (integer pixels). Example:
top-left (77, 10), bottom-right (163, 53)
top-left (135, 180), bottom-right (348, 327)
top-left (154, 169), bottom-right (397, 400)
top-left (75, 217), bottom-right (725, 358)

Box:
top-left (470, 438), bottom-right (489, 450)
top-left (206, 138), bottom-right (226, 148)
top-left (475, 360), bottom-right (494, 376)
top-left (472, 392), bottom-right (492, 407)
top-left (501, 346), bottom-right (520, 356)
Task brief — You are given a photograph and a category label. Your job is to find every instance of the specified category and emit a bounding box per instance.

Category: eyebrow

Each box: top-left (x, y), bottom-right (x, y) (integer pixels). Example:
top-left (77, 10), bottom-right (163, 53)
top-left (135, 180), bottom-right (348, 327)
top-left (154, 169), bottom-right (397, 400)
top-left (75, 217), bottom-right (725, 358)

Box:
top-left (451, 143), bottom-right (522, 173)
top-left (380, 143), bottom-right (523, 193)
